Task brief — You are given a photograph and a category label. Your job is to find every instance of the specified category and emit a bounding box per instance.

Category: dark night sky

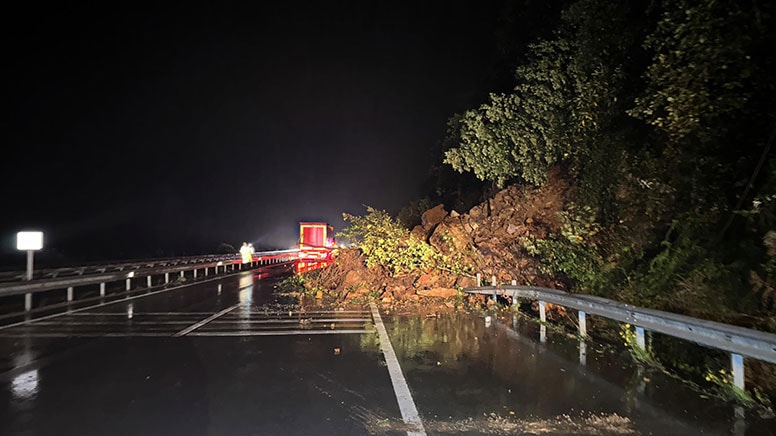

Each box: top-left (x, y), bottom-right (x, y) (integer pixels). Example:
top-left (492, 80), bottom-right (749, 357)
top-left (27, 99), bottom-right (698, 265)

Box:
top-left (1, 1), bottom-right (512, 263)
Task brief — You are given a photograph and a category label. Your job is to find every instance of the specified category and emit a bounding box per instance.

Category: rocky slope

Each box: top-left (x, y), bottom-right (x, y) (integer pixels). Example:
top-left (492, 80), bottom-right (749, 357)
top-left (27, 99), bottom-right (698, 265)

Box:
top-left (302, 169), bottom-right (573, 310)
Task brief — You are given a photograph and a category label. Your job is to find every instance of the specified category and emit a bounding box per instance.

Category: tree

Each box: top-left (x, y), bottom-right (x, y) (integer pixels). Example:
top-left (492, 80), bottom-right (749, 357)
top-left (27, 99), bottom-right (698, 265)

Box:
top-left (444, 0), bottom-right (643, 194)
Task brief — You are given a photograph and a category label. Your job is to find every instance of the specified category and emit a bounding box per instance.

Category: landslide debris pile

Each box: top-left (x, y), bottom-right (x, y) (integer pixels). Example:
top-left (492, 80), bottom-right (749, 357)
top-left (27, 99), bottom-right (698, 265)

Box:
top-left (301, 171), bottom-right (573, 308)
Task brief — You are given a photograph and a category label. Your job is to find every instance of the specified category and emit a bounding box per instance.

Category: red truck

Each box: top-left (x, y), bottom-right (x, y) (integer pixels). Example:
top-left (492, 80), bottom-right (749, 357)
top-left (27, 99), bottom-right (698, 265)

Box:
top-left (297, 222), bottom-right (336, 273)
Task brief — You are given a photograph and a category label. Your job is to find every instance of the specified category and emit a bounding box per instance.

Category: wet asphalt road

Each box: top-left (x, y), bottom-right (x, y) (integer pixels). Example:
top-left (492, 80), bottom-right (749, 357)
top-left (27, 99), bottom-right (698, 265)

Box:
top-left (0, 270), bottom-right (404, 436)
top-left (0, 267), bottom-right (769, 435)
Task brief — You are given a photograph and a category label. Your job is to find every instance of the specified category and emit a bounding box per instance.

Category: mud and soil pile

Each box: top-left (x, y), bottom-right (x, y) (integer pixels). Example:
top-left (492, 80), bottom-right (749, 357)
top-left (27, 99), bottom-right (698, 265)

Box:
top-left (302, 168), bottom-right (573, 313)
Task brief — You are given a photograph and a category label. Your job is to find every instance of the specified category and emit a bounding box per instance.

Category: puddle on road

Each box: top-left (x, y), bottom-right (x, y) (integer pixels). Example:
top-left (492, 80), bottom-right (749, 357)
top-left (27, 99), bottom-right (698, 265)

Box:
top-left (370, 310), bottom-right (774, 436)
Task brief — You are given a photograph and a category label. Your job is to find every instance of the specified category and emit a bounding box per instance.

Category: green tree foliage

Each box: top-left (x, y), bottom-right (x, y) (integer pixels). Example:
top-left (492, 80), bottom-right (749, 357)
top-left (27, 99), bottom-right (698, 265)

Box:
top-left (444, 0), bottom-right (640, 202)
top-left (433, 0), bottom-right (776, 403)
top-left (617, 0), bottom-right (776, 318)
top-left (444, 0), bottom-right (649, 292)
top-left (522, 203), bottom-right (605, 288)
top-left (340, 207), bottom-right (438, 275)
top-left (442, 0), bottom-right (776, 320)
top-left (629, 0), bottom-right (757, 146)
top-left (340, 207), bottom-right (473, 277)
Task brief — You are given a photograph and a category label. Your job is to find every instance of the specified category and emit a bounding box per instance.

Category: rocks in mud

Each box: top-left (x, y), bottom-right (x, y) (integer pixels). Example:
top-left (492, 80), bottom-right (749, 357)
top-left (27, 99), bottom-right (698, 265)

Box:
top-left (341, 270), bottom-right (366, 290)
top-left (506, 223), bottom-right (526, 235)
top-left (308, 168), bottom-right (574, 307)
top-left (417, 288), bottom-right (458, 298)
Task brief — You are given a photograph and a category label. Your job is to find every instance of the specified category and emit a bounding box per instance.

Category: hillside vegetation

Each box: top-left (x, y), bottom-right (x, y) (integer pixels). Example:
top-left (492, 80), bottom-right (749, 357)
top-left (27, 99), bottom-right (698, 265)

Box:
top-left (294, 0), bottom-right (776, 409)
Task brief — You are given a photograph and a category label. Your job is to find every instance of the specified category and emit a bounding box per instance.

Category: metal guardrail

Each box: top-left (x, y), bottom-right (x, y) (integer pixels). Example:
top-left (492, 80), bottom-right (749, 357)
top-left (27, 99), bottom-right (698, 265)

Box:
top-left (0, 249), bottom-right (300, 310)
top-left (465, 284), bottom-right (776, 390)
top-left (0, 254), bottom-right (239, 283)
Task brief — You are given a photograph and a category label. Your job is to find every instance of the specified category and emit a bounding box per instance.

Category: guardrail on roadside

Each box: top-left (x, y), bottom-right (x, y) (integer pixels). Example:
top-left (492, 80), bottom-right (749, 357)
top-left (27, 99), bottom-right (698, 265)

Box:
top-left (465, 279), bottom-right (776, 392)
top-left (0, 249), bottom-right (300, 311)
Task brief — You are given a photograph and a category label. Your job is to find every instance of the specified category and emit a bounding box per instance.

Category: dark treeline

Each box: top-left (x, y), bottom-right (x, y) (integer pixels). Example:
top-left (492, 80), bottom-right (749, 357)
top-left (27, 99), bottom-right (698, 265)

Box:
top-left (426, 0), bottom-right (776, 328)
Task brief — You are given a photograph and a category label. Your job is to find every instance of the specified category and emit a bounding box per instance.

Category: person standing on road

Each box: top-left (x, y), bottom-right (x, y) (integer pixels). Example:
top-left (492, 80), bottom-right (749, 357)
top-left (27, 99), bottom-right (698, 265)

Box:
top-left (240, 242), bottom-right (252, 264)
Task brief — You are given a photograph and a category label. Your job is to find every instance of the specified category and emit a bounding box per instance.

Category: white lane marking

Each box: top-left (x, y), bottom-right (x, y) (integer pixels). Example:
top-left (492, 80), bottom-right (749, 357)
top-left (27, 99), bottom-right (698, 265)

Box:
top-left (69, 312), bottom-right (216, 316)
top-left (369, 303), bottom-right (426, 436)
top-left (0, 329), bottom-right (375, 338)
top-left (0, 332), bottom-right (176, 338)
top-left (207, 318), bottom-right (371, 324)
top-left (173, 304), bottom-right (240, 337)
top-left (0, 275), bottom-right (232, 332)
top-left (187, 329), bottom-right (373, 336)
top-left (26, 321), bottom-right (194, 326)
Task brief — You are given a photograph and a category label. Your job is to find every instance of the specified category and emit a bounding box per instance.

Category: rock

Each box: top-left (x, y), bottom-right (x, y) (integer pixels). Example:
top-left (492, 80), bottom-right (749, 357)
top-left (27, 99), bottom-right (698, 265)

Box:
top-left (469, 204), bottom-right (486, 218)
top-left (450, 210), bottom-right (460, 217)
top-left (421, 204), bottom-right (448, 231)
top-left (506, 223), bottom-right (522, 235)
top-left (415, 272), bottom-right (439, 289)
top-left (429, 220), bottom-right (471, 254)
top-left (341, 270), bottom-right (365, 289)
top-left (390, 285), bottom-right (414, 299)
top-left (345, 286), bottom-right (370, 300)
top-left (455, 276), bottom-right (477, 289)
top-left (417, 287), bottom-right (458, 298)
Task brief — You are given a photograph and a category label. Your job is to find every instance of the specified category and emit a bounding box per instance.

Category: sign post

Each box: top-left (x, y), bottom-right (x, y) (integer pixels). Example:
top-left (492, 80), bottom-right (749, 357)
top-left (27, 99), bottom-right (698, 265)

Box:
top-left (17, 231), bottom-right (43, 281)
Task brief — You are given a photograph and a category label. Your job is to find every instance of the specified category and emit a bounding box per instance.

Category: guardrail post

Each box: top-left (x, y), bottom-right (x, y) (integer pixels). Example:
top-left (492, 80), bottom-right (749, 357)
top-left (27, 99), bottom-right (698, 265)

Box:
top-left (180, 271), bottom-right (184, 279)
top-left (67, 286), bottom-right (74, 302)
top-left (147, 276), bottom-right (152, 287)
top-left (194, 269), bottom-right (197, 278)
top-left (731, 353), bottom-right (745, 390)
top-left (635, 327), bottom-right (646, 350)
top-left (476, 273), bottom-right (481, 287)
top-left (25, 293), bottom-right (32, 311)
top-left (125, 278), bottom-right (131, 291)
top-left (491, 276), bottom-right (497, 300)
top-left (579, 339), bottom-right (587, 366)
top-left (579, 311), bottom-right (587, 338)
top-left (165, 273), bottom-right (170, 284)
top-left (733, 406), bottom-right (745, 436)
top-left (205, 267), bottom-right (209, 276)
top-left (539, 300), bottom-right (546, 322)
top-left (100, 283), bottom-right (106, 296)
